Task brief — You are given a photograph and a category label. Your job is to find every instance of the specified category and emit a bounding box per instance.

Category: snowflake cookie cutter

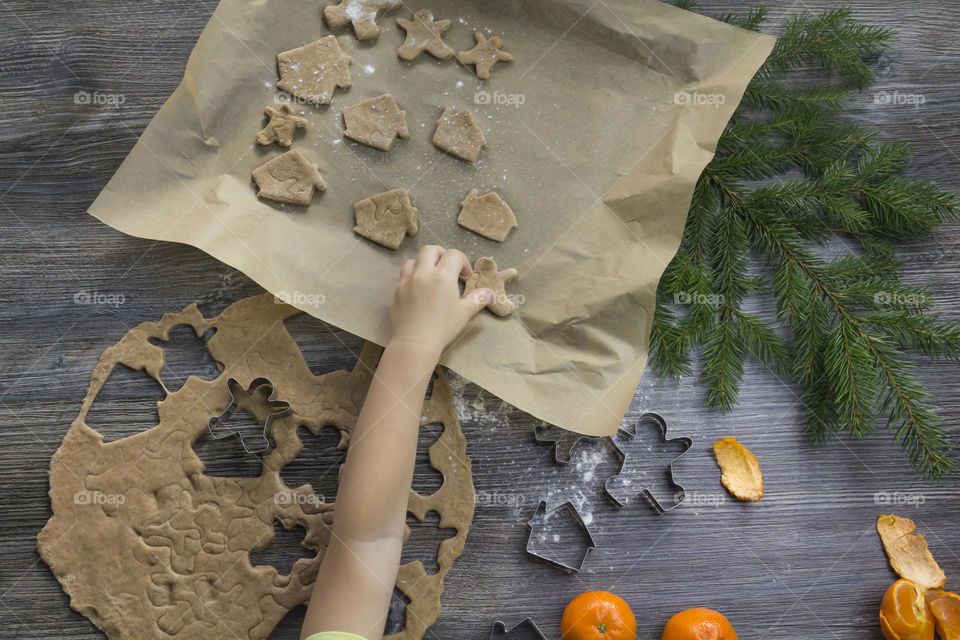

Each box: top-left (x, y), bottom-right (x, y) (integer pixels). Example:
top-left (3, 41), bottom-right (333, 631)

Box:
top-left (207, 377), bottom-right (292, 454)
top-left (525, 500), bottom-right (597, 574)
top-left (489, 617), bottom-right (548, 640)
top-left (603, 412), bottom-right (692, 514)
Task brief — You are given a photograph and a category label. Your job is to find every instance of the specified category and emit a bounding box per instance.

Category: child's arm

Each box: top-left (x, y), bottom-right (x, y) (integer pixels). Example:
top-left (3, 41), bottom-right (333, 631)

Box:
top-left (300, 245), bottom-right (493, 640)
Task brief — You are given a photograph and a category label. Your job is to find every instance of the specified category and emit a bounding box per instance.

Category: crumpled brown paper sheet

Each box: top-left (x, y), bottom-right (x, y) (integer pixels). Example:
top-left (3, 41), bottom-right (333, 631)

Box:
top-left (88, 0), bottom-right (775, 437)
top-left (37, 294), bottom-right (474, 639)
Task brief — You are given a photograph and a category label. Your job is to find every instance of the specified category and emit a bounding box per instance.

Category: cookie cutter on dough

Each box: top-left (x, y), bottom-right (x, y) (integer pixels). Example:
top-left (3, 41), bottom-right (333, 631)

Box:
top-left (603, 412), bottom-right (692, 514)
top-left (489, 617), bottom-right (548, 640)
top-left (206, 376), bottom-right (292, 454)
top-left (533, 424), bottom-right (600, 464)
top-left (525, 500), bottom-right (597, 574)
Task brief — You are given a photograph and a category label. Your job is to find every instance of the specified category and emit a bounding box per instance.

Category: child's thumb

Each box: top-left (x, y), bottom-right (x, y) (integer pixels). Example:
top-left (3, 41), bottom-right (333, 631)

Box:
top-left (462, 288), bottom-right (494, 315)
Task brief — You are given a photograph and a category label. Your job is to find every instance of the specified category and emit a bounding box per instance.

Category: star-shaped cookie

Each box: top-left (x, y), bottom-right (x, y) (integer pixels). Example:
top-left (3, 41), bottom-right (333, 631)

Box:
top-left (342, 94), bottom-right (409, 151)
top-left (462, 256), bottom-right (518, 316)
top-left (457, 32), bottom-right (514, 80)
top-left (323, 0), bottom-right (401, 41)
top-left (255, 104), bottom-right (308, 148)
top-left (353, 188), bottom-right (419, 249)
top-left (396, 9), bottom-right (455, 61)
top-left (276, 36), bottom-right (352, 106)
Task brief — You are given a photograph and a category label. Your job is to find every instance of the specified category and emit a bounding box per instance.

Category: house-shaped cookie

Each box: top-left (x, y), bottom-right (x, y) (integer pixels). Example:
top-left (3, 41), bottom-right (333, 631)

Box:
top-left (252, 150), bottom-right (326, 206)
top-left (342, 94), bottom-right (409, 151)
top-left (353, 188), bottom-right (418, 249)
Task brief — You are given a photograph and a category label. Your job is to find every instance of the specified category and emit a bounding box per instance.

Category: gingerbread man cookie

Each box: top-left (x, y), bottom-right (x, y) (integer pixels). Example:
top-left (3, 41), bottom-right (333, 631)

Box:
top-left (276, 36), bottom-right (352, 106)
top-left (255, 104), bottom-right (308, 148)
top-left (457, 32), bottom-right (513, 80)
top-left (323, 0), bottom-right (401, 41)
top-left (342, 94), bottom-right (409, 151)
top-left (396, 9), bottom-right (455, 61)
top-left (353, 188), bottom-right (418, 249)
top-left (462, 256), bottom-right (518, 316)
top-left (252, 150), bottom-right (326, 206)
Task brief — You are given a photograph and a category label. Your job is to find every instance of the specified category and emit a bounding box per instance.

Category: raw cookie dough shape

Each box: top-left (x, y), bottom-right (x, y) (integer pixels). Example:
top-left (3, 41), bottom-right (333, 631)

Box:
top-left (256, 104), bottom-right (308, 148)
top-left (37, 294), bottom-right (474, 640)
top-left (396, 9), bottom-right (455, 61)
top-left (457, 189), bottom-right (517, 242)
top-left (252, 150), bottom-right (326, 206)
top-left (457, 32), bottom-right (514, 80)
top-left (324, 0), bottom-right (401, 41)
top-left (462, 256), bottom-right (518, 316)
top-left (353, 188), bottom-right (419, 250)
top-left (277, 36), bottom-right (352, 106)
top-left (342, 94), bottom-right (410, 152)
top-left (432, 106), bottom-right (487, 163)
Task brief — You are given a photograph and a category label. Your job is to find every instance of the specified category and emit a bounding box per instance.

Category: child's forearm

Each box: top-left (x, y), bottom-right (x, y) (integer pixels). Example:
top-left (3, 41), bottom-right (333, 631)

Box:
top-left (334, 341), bottom-right (438, 540)
top-left (301, 341), bottom-right (439, 639)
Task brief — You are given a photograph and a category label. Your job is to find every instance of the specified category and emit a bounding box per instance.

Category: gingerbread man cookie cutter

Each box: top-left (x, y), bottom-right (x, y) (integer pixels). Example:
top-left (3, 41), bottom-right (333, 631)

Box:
top-left (206, 377), bottom-right (292, 455)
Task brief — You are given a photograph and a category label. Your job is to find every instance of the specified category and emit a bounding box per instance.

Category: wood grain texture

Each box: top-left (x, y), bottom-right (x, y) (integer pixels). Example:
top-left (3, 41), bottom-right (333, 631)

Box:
top-left (1, 0), bottom-right (959, 638)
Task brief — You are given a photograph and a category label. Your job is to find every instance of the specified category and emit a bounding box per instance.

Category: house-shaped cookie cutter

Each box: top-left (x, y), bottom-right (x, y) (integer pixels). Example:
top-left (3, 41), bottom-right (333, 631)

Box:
top-left (525, 500), bottom-right (597, 574)
top-left (489, 617), bottom-right (548, 640)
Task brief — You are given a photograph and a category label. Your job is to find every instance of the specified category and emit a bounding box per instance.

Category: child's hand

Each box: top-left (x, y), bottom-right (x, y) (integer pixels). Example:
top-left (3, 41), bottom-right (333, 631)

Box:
top-left (389, 245), bottom-right (493, 356)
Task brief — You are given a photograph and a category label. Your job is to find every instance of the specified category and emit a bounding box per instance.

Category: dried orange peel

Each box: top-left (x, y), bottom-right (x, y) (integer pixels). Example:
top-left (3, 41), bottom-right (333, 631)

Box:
top-left (927, 590), bottom-right (960, 640)
top-left (881, 579), bottom-right (935, 640)
top-left (877, 514), bottom-right (947, 590)
top-left (712, 437), bottom-right (763, 502)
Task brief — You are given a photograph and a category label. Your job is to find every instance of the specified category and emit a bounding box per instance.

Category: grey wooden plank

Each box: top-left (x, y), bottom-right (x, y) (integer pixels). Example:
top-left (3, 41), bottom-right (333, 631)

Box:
top-left (1, 0), bottom-right (959, 638)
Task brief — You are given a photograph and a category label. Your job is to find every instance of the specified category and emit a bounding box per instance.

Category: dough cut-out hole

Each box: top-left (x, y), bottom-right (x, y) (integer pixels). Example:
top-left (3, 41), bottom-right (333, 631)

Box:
top-left (272, 603), bottom-right (307, 638)
top-left (85, 364), bottom-right (165, 442)
top-left (424, 371), bottom-right (437, 401)
top-left (281, 425), bottom-right (346, 502)
top-left (148, 325), bottom-right (221, 392)
top-left (401, 510), bottom-right (456, 575)
top-left (384, 587), bottom-right (411, 636)
top-left (412, 423), bottom-right (444, 496)
top-left (249, 520), bottom-right (314, 577)
top-left (283, 314), bottom-right (366, 376)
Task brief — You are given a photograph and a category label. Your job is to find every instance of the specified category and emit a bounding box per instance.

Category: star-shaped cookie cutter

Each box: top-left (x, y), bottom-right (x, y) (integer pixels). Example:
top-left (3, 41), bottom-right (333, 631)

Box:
top-left (207, 377), bottom-right (292, 455)
top-left (603, 412), bottom-right (692, 513)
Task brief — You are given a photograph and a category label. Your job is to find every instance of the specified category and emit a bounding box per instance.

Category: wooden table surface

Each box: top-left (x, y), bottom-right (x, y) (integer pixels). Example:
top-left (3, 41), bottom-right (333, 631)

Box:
top-left (2, 0), bottom-right (959, 638)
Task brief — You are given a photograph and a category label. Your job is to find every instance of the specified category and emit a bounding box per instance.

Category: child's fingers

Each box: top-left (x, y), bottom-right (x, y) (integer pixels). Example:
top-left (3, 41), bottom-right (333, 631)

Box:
top-left (414, 244), bottom-right (444, 270)
top-left (437, 249), bottom-right (471, 280)
top-left (400, 259), bottom-right (415, 280)
top-left (461, 287), bottom-right (494, 316)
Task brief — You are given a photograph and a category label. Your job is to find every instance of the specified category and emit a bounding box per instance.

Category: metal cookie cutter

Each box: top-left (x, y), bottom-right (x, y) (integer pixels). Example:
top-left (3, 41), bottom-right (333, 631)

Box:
top-left (525, 500), bottom-right (597, 574)
top-left (489, 617), bottom-right (548, 640)
top-left (603, 412), bottom-right (692, 513)
top-left (207, 377), bottom-right (291, 454)
top-left (533, 424), bottom-right (600, 464)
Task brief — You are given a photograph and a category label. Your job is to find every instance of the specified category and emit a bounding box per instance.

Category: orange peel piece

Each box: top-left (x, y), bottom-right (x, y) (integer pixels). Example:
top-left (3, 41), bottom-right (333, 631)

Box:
top-left (881, 579), bottom-right (935, 640)
top-left (927, 590), bottom-right (960, 640)
top-left (877, 514), bottom-right (947, 590)
top-left (712, 437), bottom-right (763, 502)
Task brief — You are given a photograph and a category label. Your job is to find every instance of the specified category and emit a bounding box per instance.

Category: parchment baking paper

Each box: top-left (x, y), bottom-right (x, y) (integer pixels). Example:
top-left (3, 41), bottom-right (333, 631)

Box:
top-left (89, 0), bottom-right (775, 436)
